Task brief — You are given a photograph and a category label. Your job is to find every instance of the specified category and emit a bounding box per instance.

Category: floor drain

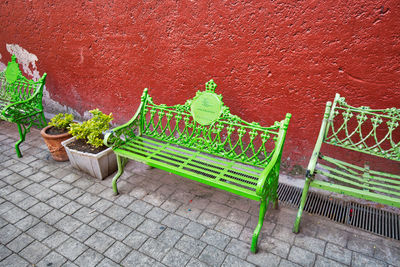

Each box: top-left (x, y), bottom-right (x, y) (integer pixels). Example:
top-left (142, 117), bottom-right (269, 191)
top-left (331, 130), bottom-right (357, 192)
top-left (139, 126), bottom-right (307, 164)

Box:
top-left (277, 183), bottom-right (400, 240)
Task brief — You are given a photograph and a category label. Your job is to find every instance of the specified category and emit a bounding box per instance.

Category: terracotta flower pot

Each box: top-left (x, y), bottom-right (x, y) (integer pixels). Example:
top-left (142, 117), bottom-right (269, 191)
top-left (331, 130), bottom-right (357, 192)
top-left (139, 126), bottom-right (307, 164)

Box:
top-left (41, 125), bottom-right (72, 161)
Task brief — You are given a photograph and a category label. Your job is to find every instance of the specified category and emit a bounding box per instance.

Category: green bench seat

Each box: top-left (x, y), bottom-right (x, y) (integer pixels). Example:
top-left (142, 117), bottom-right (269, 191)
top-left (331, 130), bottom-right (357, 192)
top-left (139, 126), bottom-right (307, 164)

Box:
top-left (0, 55), bottom-right (47, 157)
top-left (293, 93), bottom-right (400, 234)
top-left (105, 80), bottom-right (291, 253)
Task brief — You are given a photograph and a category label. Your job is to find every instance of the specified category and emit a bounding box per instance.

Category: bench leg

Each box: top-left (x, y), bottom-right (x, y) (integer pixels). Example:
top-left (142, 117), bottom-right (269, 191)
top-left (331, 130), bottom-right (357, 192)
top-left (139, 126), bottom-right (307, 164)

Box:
top-left (15, 123), bottom-right (29, 158)
top-left (112, 154), bottom-right (126, 195)
top-left (251, 197), bottom-right (268, 253)
top-left (293, 177), bottom-right (311, 233)
top-left (272, 181), bottom-right (279, 209)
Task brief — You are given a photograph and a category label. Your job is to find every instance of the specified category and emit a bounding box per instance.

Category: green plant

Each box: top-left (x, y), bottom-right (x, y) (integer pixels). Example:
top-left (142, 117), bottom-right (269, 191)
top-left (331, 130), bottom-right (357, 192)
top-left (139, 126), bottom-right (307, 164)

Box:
top-left (69, 109), bottom-right (113, 148)
top-left (49, 113), bottom-right (74, 130)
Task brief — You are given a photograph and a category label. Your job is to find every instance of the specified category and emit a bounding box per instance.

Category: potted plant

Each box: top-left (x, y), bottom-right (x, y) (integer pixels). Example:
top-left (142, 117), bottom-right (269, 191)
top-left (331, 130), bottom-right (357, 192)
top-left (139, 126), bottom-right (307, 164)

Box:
top-left (61, 109), bottom-right (117, 179)
top-left (41, 113), bottom-right (74, 161)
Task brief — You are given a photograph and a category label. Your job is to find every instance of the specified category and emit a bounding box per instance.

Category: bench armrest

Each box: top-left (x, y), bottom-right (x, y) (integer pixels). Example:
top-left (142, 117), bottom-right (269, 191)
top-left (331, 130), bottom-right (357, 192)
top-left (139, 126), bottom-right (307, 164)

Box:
top-left (256, 113), bottom-right (291, 196)
top-left (104, 88), bottom-right (149, 148)
top-left (1, 75), bottom-right (47, 121)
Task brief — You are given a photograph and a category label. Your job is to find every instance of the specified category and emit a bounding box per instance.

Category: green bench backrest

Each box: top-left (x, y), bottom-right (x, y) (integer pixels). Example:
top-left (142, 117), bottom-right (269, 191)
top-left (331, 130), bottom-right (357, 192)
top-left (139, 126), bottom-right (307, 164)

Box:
top-left (0, 55), bottom-right (45, 103)
top-left (324, 94), bottom-right (400, 161)
top-left (139, 80), bottom-right (283, 168)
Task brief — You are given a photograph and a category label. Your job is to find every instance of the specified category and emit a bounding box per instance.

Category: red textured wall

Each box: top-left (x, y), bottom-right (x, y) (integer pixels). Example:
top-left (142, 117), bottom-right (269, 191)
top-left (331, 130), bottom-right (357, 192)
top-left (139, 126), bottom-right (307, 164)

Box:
top-left (1, 1), bottom-right (399, 171)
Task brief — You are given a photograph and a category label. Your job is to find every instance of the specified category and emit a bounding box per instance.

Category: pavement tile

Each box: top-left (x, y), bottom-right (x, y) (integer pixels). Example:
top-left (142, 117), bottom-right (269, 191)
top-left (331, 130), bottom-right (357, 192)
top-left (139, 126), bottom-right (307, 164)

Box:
top-left (294, 234), bottom-right (326, 255)
top-left (183, 221), bottom-right (206, 239)
top-left (74, 248), bottom-right (104, 267)
top-left (175, 235), bottom-right (207, 257)
top-left (50, 181), bottom-right (73, 194)
top-left (176, 204), bottom-right (202, 220)
top-left (215, 218), bottom-right (244, 238)
top-left (15, 215), bottom-right (40, 231)
top-left (56, 238), bottom-right (88, 261)
top-left (225, 238), bottom-right (251, 259)
top-left (23, 183), bottom-right (45, 196)
top-left (75, 192), bottom-right (100, 207)
top-left (137, 219), bottom-right (165, 238)
top-left (29, 172), bottom-right (50, 183)
top-left (272, 225), bottom-right (296, 244)
top-left (143, 191), bottom-right (168, 206)
top-left (4, 190), bottom-right (29, 203)
top-left (146, 206), bottom-right (169, 222)
top-left (104, 221), bottom-right (133, 241)
top-left (186, 258), bottom-right (209, 267)
top-left (72, 179), bottom-right (94, 190)
top-left (347, 235), bottom-right (376, 255)
top-left (199, 245), bottom-right (227, 267)
top-left (72, 206), bottom-right (98, 223)
top-left (55, 216), bottom-right (83, 234)
top-left (63, 187), bottom-right (85, 200)
top-left (13, 179), bottom-right (33, 190)
top-left (161, 214), bottom-right (189, 231)
top-left (104, 241), bottom-right (131, 263)
top-left (160, 199), bottom-right (182, 212)
top-left (86, 183), bottom-right (108, 195)
top-left (40, 177), bottom-right (60, 188)
top-left (104, 205), bottom-right (130, 221)
top-left (259, 236), bottom-right (291, 258)
top-left (0, 253), bottom-right (30, 266)
top-left (0, 224), bottom-right (22, 244)
top-left (19, 240), bottom-right (50, 264)
top-left (89, 214), bottom-right (115, 231)
top-left (227, 208), bottom-right (251, 226)
top-left (139, 238), bottom-right (171, 261)
top-left (247, 250), bottom-right (281, 267)
top-left (207, 201), bottom-right (232, 217)
top-left (6, 233), bottom-right (34, 253)
top-left (61, 173), bottom-right (82, 184)
top-left (42, 209), bottom-right (66, 225)
top-left (71, 224), bottom-right (96, 242)
top-left (121, 250), bottom-right (157, 266)
top-left (96, 257), bottom-right (118, 267)
top-left (84, 232), bottom-right (115, 253)
top-left (26, 222), bottom-right (56, 241)
top-left (90, 198), bottom-right (113, 213)
top-left (316, 226), bottom-right (349, 247)
top-left (374, 245), bottom-right (400, 266)
top-left (1, 206), bottom-right (28, 224)
top-left (197, 211), bottom-right (221, 228)
top-left (314, 255), bottom-right (348, 267)
top-left (60, 201), bottom-right (82, 215)
top-left (162, 248), bottom-right (191, 267)
top-left (0, 185), bottom-right (16, 197)
top-left (222, 254), bottom-right (255, 267)
top-left (324, 243), bottom-right (352, 265)
top-left (288, 246), bottom-right (316, 267)
top-left (279, 259), bottom-right (302, 267)
top-left (0, 245), bottom-right (12, 261)
top-left (43, 231), bottom-right (69, 249)
top-left (47, 195), bottom-right (70, 209)
top-left (352, 252), bottom-right (387, 267)
top-left (157, 228), bottom-right (183, 247)
top-left (36, 251), bottom-right (67, 267)
top-left (27, 202), bottom-right (53, 218)
top-left (128, 199), bottom-right (154, 215)
top-left (0, 202), bottom-right (15, 215)
top-left (123, 230), bottom-right (148, 249)
top-left (200, 229), bottom-right (231, 250)
top-left (34, 188), bottom-right (57, 201)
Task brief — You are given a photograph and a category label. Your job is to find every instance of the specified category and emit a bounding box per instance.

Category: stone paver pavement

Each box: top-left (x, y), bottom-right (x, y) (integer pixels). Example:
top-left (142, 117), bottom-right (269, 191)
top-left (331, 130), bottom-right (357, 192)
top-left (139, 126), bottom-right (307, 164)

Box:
top-left (0, 120), bottom-right (399, 267)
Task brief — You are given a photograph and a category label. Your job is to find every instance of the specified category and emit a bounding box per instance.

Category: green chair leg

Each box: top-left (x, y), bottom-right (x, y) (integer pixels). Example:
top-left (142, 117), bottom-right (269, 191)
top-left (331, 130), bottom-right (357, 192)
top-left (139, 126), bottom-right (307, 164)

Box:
top-left (293, 177), bottom-right (312, 233)
top-left (251, 197), bottom-right (268, 253)
top-left (112, 154), bottom-right (127, 195)
top-left (15, 123), bottom-right (27, 158)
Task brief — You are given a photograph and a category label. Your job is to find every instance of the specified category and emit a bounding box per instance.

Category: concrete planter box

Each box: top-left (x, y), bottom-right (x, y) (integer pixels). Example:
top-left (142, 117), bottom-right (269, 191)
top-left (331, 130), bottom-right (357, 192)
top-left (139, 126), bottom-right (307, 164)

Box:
top-left (61, 137), bottom-right (117, 180)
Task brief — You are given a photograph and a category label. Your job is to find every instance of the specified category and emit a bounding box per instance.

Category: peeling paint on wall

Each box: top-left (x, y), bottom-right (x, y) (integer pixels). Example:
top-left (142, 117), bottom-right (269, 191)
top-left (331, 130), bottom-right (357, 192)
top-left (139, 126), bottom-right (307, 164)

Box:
top-left (6, 44), bottom-right (40, 81)
top-left (0, 53), bottom-right (6, 71)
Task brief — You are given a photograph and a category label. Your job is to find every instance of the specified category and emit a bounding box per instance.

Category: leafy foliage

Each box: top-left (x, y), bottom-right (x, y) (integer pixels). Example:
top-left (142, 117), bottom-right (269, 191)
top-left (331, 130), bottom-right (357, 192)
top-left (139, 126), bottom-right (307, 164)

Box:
top-left (69, 109), bottom-right (113, 148)
top-left (48, 113), bottom-right (74, 130)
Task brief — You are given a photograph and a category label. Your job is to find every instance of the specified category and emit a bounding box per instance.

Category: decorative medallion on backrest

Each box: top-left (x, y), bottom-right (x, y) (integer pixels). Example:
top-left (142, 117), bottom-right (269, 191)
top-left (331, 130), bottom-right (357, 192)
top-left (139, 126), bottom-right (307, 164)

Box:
top-left (190, 79), bottom-right (222, 125)
top-left (325, 94), bottom-right (400, 161)
top-left (5, 55), bottom-right (21, 84)
top-left (140, 79), bottom-right (282, 167)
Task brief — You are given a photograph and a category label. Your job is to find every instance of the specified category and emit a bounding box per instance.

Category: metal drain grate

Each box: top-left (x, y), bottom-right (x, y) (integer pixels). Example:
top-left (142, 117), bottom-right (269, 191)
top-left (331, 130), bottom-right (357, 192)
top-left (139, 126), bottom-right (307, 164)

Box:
top-left (277, 183), bottom-right (400, 240)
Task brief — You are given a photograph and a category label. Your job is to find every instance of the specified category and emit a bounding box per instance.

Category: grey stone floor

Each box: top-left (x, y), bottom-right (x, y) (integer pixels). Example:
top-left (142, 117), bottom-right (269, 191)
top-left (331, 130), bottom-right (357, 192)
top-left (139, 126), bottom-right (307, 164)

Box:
top-left (0, 120), bottom-right (399, 267)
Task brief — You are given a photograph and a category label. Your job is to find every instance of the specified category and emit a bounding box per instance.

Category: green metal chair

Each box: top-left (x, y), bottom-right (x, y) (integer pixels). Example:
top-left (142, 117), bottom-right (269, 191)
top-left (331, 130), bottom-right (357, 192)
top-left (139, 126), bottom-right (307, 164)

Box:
top-left (0, 55), bottom-right (47, 157)
top-left (293, 93), bottom-right (400, 233)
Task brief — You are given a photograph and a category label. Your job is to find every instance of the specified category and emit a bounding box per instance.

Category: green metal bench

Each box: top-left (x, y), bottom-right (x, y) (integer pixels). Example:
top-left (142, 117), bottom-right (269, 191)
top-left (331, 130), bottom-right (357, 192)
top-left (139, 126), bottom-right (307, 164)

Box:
top-left (293, 93), bottom-right (400, 233)
top-left (0, 55), bottom-right (47, 157)
top-left (104, 80), bottom-right (291, 252)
